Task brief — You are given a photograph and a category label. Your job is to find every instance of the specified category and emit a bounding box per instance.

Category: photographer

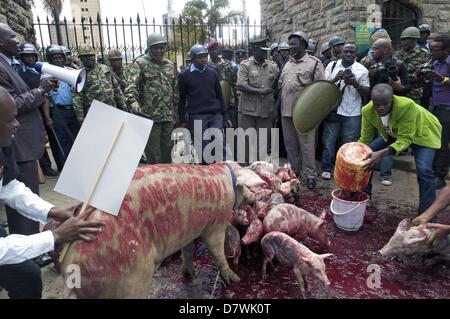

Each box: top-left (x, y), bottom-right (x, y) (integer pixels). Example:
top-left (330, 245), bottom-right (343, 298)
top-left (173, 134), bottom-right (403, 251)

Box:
top-left (321, 44), bottom-right (370, 180)
top-left (366, 38), bottom-right (411, 186)
top-left (426, 35), bottom-right (450, 190)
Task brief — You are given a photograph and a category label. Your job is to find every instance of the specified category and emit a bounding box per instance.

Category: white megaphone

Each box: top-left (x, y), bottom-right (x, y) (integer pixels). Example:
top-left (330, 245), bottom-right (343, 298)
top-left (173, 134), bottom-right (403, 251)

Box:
top-left (35, 62), bottom-right (87, 92)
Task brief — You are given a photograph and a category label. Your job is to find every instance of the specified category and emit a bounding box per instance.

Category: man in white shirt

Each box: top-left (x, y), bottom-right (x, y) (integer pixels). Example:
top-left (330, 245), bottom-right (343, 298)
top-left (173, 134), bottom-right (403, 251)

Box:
top-left (321, 44), bottom-right (370, 180)
top-left (0, 87), bottom-right (104, 298)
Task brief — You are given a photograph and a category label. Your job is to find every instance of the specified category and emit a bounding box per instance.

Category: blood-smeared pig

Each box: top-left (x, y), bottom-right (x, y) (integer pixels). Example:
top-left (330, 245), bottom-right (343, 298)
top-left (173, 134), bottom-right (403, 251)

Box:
top-left (263, 204), bottom-right (330, 247)
top-left (57, 163), bottom-right (253, 298)
top-left (261, 232), bottom-right (333, 298)
top-left (379, 219), bottom-right (450, 265)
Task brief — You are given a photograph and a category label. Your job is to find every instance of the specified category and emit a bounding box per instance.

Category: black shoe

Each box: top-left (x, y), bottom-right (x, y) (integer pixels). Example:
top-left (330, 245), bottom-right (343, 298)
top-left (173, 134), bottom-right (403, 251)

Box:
top-left (0, 219), bottom-right (7, 227)
top-left (306, 178), bottom-right (316, 190)
top-left (43, 168), bottom-right (58, 176)
top-left (435, 177), bottom-right (446, 190)
top-left (33, 254), bottom-right (53, 268)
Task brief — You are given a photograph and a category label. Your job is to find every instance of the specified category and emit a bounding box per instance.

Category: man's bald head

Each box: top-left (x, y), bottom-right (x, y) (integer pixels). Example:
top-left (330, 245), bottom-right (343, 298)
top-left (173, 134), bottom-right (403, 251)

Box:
top-left (373, 38), bottom-right (392, 50)
top-left (372, 38), bottom-right (392, 61)
top-left (371, 84), bottom-right (394, 117)
top-left (0, 22), bottom-right (20, 58)
top-left (0, 87), bottom-right (19, 147)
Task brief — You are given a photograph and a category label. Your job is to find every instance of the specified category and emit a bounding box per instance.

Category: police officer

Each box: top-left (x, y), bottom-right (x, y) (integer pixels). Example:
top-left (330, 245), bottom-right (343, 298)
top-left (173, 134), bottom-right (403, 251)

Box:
top-left (324, 36), bottom-right (345, 68)
top-left (44, 45), bottom-right (80, 168)
top-left (73, 44), bottom-right (125, 121)
top-left (320, 41), bottom-right (332, 64)
top-left (393, 27), bottom-right (429, 104)
top-left (418, 24), bottom-right (431, 51)
top-left (107, 49), bottom-right (127, 92)
top-left (237, 38), bottom-right (278, 164)
top-left (278, 31), bottom-right (325, 189)
top-left (125, 33), bottom-right (178, 164)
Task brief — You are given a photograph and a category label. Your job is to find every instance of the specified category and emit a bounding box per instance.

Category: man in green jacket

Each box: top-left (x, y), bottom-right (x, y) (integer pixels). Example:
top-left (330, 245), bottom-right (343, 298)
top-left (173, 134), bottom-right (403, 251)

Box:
top-left (360, 83), bottom-right (442, 213)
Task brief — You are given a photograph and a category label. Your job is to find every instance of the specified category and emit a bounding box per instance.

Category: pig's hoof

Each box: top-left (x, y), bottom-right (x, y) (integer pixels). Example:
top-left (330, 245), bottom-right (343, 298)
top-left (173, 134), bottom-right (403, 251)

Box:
top-left (182, 267), bottom-right (196, 280)
top-left (221, 268), bottom-right (240, 284)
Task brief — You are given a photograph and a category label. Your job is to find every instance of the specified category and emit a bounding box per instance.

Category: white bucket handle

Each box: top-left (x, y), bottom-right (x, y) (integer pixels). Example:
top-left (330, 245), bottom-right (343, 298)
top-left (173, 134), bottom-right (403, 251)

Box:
top-left (330, 199), bottom-right (362, 216)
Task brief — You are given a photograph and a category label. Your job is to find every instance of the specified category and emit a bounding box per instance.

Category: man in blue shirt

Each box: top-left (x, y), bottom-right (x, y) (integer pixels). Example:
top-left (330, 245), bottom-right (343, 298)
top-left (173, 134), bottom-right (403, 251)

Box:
top-left (178, 44), bottom-right (230, 164)
top-left (43, 45), bottom-right (80, 168)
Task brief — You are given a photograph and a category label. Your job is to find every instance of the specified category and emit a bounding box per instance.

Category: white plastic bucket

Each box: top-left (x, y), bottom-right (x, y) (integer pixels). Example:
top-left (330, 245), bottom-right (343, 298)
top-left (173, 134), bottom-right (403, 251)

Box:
top-left (330, 189), bottom-right (369, 231)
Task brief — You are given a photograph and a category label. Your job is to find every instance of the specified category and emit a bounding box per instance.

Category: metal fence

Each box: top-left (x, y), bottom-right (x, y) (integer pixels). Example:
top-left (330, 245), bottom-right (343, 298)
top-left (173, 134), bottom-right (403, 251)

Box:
top-left (33, 13), bottom-right (266, 69)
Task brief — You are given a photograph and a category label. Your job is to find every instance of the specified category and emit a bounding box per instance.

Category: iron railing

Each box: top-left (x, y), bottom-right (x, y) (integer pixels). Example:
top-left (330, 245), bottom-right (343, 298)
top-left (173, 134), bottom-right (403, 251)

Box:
top-left (34, 13), bottom-right (266, 69)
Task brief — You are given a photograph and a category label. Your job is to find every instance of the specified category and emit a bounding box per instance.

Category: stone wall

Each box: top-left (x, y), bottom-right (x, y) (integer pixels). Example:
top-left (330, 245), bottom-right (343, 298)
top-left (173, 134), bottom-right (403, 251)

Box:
top-left (0, 0), bottom-right (35, 42)
top-left (261, 0), bottom-right (450, 45)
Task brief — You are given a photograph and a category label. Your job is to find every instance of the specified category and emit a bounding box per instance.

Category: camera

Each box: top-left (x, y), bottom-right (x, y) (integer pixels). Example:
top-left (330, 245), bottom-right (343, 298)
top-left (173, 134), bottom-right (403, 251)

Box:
top-left (343, 69), bottom-right (354, 78)
top-left (417, 62), bottom-right (434, 75)
top-left (387, 66), bottom-right (398, 81)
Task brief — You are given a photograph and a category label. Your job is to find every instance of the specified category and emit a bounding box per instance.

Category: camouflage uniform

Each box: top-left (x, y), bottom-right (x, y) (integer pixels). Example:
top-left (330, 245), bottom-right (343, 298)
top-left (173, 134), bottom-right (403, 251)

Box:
top-left (211, 58), bottom-right (237, 126)
top-left (125, 54), bottom-right (178, 164)
top-left (73, 63), bottom-right (126, 121)
top-left (393, 47), bottom-right (429, 103)
top-left (108, 49), bottom-right (128, 92)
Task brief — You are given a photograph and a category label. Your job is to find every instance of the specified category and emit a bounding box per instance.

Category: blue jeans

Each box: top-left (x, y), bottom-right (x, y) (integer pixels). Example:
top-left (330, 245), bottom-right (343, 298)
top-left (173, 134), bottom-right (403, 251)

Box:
top-left (364, 136), bottom-right (436, 213)
top-left (188, 113), bottom-right (225, 163)
top-left (370, 136), bottom-right (393, 177)
top-left (321, 114), bottom-right (361, 173)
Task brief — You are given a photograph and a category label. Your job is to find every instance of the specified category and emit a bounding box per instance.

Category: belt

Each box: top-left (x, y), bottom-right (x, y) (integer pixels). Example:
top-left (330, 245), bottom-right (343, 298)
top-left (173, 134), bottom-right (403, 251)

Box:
top-left (55, 104), bottom-right (73, 110)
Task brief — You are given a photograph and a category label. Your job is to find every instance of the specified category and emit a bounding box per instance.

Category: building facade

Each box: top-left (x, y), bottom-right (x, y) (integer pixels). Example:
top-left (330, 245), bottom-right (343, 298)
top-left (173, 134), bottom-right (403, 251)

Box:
top-left (69, 0), bottom-right (104, 47)
top-left (261, 0), bottom-right (450, 51)
top-left (0, 0), bottom-right (34, 42)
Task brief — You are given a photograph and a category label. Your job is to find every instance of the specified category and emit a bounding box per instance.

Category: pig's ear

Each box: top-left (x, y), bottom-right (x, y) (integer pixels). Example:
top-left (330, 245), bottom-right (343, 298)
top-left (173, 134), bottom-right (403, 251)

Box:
top-left (320, 253), bottom-right (333, 260)
top-left (403, 236), bottom-right (426, 245)
top-left (319, 210), bottom-right (327, 220)
top-left (396, 218), bottom-right (411, 233)
top-left (301, 256), bottom-right (312, 264)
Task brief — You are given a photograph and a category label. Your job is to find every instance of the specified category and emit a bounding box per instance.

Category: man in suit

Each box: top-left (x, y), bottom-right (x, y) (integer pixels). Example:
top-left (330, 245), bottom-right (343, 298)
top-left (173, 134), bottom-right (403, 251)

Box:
top-left (0, 23), bottom-right (58, 266)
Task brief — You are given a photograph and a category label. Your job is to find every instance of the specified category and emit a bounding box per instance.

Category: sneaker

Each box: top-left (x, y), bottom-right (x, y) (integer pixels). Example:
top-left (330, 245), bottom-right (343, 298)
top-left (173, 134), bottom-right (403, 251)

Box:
top-left (306, 178), bottom-right (316, 190)
top-left (321, 171), bottom-right (331, 180)
top-left (42, 168), bottom-right (58, 176)
top-left (381, 176), bottom-right (392, 186)
top-left (435, 177), bottom-right (446, 190)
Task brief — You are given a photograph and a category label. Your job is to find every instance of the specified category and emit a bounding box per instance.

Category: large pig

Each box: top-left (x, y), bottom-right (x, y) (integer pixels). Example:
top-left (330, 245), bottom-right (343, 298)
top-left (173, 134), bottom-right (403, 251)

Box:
top-left (261, 232), bottom-right (333, 299)
top-left (379, 219), bottom-right (450, 265)
top-left (263, 204), bottom-right (330, 248)
top-left (56, 163), bottom-right (253, 298)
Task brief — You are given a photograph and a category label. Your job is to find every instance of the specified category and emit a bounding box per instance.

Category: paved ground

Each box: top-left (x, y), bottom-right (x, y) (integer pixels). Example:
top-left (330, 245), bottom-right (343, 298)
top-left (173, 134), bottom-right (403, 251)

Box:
top-left (1, 154), bottom-right (449, 299)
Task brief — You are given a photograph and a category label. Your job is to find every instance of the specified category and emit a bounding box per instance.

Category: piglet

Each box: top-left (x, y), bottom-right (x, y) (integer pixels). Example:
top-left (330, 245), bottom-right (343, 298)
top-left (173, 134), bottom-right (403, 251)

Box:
top-left (261, 231), bottom-right (333, 299)
top-left (379, 219), bottom-right (450, 265)
top-left (225, 224), bottom-right (242, 271)
top-left (231, 209), bottom-right (250, 226)
top-left (263, 204), bottom-right (330, 248)
top-left (241, 210), bottom-right (264, 245)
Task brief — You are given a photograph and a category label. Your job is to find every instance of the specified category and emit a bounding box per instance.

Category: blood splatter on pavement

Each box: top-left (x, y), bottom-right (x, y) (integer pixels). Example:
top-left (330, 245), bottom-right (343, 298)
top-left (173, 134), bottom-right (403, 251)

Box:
top-left (150, 187), bottom-right (450, 299)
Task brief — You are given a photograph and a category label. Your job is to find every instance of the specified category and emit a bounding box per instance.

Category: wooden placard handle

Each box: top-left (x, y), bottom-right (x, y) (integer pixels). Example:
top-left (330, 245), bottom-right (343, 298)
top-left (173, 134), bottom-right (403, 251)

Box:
top-left (58, 121), bottom-right (124, 264)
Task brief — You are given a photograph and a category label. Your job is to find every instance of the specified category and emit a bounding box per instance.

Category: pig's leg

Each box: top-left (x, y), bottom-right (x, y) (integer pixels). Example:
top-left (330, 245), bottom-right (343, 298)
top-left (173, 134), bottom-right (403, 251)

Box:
top-left (233, 249), bottom-right (240, 271)
top-left (261, 242), bottom-right (275, 279)
top-left (181, 241), bottom-right (196, 279)
top-left (293, 266), bottom-right (307, 299)
top-left (115, 261), bottom-right (156, 298)
top-left (202, 225), bottom-right (240, 284)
